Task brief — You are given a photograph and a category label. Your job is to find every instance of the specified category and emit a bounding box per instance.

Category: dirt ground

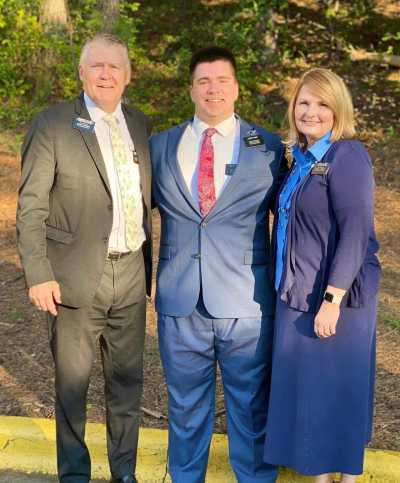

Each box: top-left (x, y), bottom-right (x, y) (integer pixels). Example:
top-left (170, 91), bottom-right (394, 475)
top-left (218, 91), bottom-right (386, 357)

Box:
top-left (0, 137), bottom-right (399, 451)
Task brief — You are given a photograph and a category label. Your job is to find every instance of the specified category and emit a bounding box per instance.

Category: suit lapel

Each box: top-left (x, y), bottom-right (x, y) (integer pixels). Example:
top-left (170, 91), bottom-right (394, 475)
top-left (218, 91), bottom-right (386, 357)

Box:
top-left (206, 118), bottom-right (253, 218)
top-left (122, 105), bottom-right (151, 211)
top-left (74, 95), bottom-right (111, 195)
top-left (163, 118), bottom-right (270, 220)
top-left (166, 121), bottom-right (201, 216)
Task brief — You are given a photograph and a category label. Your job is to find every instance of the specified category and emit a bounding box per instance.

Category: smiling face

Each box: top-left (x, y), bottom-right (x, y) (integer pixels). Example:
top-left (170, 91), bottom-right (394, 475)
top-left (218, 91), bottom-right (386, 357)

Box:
top-left (190, 60), bottom-right (239, 126)
top-left (79, 40), bottom-right (131, 113)
top-left (294, 85), bottom-right (335, 146)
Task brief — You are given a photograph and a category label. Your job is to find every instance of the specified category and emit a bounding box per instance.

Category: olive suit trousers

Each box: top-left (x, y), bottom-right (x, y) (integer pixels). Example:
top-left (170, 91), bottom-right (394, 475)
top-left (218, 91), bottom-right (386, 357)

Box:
top-left (47, 249), bottom-right (146, 483)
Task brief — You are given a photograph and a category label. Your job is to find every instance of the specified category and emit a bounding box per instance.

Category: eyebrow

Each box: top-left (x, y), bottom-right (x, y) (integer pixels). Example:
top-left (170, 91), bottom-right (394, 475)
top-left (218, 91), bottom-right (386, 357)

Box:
top-left (90, 61), bottom-right (123, 67)
top-left (196, 75), bottom-right (233, 82)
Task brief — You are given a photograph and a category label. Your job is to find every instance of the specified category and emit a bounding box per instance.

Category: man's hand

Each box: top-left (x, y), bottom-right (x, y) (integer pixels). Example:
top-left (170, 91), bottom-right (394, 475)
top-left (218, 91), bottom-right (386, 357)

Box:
top-left (314, 301), bottom-right (340, 338)
top-left (28, 281), bottom-right (61, 316)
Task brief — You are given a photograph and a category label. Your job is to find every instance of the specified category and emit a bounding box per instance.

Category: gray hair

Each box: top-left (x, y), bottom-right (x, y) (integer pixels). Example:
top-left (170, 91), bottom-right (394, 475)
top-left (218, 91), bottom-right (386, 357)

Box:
top-left (79, 33), bottom-right (131, 73)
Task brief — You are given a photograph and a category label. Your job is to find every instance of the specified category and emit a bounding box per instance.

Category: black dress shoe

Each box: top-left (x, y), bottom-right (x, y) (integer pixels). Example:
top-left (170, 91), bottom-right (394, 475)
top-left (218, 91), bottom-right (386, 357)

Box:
top-left (109, 476), bottom-right (137, 483)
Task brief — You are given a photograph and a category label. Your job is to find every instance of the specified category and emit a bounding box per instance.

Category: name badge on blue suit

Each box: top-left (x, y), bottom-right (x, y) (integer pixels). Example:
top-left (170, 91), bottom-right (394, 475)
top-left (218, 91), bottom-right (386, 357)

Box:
top-left (72, 117), bottom-right (95, 133)
top-left (244, 129), bottom-right (264, 148)
top-left (225, 164), bottom-right (237, 176)
top-left (311, 162), bottom-right (330, 175)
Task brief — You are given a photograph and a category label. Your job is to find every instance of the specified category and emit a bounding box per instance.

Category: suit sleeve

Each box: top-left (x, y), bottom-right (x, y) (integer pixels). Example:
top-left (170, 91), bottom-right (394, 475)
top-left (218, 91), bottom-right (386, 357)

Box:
top-left (270, 142), bottom-right (289, 214)
top-left (327, 142), bottom-right (375, 290)
top-left (149, 134), bottom-right (159, 209)
top-left (146, 115), bottom-right (153, 138)
top-left (16, 112), bottom-right (56, 287)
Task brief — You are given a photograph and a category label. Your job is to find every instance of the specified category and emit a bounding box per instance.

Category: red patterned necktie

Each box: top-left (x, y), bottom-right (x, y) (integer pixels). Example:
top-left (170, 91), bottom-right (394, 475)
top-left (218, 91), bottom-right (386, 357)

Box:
top-left (198, 127), bottom-right (217, 216)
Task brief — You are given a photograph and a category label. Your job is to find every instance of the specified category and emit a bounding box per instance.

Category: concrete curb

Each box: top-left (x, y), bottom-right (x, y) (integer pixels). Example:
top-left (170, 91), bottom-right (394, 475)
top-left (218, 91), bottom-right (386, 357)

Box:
top-left (0, 416), bottom-right (399, 482)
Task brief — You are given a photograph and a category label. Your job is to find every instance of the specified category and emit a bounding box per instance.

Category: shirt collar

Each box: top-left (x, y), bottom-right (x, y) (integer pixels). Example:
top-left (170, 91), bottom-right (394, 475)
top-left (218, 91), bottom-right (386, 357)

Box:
top-left (292, 130), bottom-right (332, 166)
top-left (192, 114), bottom-right (237, 138)
top-left (84, 92), bottom-right (123, 123)
top-left (307, 130), bottom-right (333, 161)
top-left (292, 145), bottom-right (311, 167)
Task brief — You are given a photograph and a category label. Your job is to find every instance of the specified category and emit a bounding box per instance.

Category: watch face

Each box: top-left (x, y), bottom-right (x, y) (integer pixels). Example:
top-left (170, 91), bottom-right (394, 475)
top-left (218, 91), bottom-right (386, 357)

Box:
top-left (324, 292), bottom-right (334, 303)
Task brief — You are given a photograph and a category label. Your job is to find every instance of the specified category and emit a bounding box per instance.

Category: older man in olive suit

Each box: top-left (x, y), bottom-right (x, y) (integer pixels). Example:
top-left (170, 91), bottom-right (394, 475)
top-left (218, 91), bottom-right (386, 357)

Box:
top-left (16, 34), bottom-right (152, 483)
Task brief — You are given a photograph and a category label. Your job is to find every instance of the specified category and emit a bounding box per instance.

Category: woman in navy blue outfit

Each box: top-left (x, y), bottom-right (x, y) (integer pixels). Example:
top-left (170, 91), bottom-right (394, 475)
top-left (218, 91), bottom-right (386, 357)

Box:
top-left (263, 68), bottom-right (381, 483)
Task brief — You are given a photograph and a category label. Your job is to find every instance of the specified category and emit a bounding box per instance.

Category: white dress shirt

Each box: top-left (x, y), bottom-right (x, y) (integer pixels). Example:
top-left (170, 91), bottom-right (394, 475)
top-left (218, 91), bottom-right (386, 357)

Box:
top-left (177, 114), bottom-right (240, 207)
top-left (84, 93), bottom-right (145, 252)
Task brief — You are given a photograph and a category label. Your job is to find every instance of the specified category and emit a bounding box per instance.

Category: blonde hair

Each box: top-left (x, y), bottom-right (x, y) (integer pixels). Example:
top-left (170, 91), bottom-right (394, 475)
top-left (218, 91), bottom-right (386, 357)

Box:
top-left (286, 68), bottom-right (355, 147)
top-left (79, 33), bottom-right (131, 74)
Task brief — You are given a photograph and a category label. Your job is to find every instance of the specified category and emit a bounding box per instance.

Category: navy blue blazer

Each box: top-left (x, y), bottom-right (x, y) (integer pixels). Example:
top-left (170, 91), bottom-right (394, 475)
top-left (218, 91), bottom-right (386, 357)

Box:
top-left (277, 139), bottom-right (381, 313)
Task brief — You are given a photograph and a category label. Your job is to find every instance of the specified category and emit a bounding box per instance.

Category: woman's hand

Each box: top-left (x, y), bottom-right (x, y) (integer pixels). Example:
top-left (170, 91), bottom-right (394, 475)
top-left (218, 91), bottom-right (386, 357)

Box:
top-left (314, 301), bottom-right (340, 338)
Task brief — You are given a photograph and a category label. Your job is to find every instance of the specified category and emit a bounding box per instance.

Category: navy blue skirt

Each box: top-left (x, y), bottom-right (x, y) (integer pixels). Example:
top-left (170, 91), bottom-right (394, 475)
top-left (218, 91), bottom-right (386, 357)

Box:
top-left (263, 297), bottom-right (377, 475)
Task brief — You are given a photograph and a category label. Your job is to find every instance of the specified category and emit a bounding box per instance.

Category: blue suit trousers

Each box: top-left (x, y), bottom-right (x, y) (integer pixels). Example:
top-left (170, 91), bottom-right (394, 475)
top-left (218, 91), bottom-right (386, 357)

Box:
top-left (158, 298), bottom-right (277, 483)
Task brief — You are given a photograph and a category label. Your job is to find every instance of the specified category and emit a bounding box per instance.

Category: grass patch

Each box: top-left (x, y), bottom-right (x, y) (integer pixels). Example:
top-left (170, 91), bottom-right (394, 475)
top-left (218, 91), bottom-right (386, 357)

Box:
top-left (383, 314), bottom-right (400, 330)
top-left (7, 308), bottom-right (25, 323)
top-left (0, 130), bottom-right (24, 155)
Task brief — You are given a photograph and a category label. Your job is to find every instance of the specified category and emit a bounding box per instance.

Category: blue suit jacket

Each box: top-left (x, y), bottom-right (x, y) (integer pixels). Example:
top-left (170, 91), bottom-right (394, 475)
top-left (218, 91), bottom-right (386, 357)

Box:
top-left (150, 118), bottom-right (287, 318)
top-left (276, 139), bottom-right (381, 313)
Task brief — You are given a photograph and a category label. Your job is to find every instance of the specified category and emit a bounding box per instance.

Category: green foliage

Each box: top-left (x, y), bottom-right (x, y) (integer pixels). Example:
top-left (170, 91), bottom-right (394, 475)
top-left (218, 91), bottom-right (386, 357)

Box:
top-left (0, 0), bottom-right (141, 128)
top-left (8, 307), bottom-right (24, 322)
top-left (0, 0), bottom-right (284, 129)
top-left (382, 30), bottom-right (400, 55)
top-left (384, 314), bottom-right (400, 331)
top-left (0, 0), bottom-right (41, 124)
top-left (131, 0), bottom-right (283, 129)
top-left (0, 129), bottom-right (24, 154)
top-left (386, 125), bottom-right (400, 140)
top-left (0, 0), bottom-right (398, 133)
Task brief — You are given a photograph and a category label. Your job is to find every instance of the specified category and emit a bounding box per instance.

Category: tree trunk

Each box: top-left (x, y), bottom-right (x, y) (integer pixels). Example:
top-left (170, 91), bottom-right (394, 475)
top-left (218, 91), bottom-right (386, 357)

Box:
top-left (40, 0), bottom-right (71, 32)
top-left (103, 0), bottom-right (120, 30)
top-left (257, 4), bottom-right (274, 67)
top-left (37, 0), bottom-right (71, 102)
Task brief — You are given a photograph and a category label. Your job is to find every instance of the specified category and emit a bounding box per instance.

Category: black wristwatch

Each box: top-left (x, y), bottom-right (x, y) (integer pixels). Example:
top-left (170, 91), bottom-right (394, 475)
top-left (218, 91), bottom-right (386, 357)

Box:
top-left (323, 291), bottom-right (342, 305)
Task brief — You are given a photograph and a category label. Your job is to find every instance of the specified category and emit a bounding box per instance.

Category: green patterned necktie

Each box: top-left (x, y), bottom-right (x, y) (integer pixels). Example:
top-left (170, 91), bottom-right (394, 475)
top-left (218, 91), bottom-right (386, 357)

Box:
top-left (103, 114), bottom-right (141, 251)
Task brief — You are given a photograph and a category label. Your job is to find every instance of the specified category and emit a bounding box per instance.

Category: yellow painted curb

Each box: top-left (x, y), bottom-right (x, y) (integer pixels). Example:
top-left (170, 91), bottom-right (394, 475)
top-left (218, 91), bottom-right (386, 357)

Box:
top-left (0, 416), bottom-right (399, 482)
top-left (0, 416), bottom-right (234, 482)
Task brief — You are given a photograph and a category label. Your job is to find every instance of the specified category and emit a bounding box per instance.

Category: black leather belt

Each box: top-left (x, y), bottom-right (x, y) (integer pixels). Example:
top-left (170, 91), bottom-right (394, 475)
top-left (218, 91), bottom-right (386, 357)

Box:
top-left (107, 251), bottom-right (131, 261)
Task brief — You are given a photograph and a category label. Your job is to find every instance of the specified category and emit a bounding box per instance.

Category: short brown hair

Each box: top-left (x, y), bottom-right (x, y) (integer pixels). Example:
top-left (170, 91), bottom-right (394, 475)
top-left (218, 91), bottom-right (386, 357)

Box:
top-left (286, 68), bottom-right (355, 146)
top-left (189, 46), bottom-right (237, 82)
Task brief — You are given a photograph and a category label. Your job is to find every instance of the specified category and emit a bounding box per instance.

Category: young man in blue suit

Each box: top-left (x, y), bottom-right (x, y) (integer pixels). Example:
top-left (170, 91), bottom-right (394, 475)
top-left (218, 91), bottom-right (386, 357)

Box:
top-left (150, 47), bottom-right (287, 483)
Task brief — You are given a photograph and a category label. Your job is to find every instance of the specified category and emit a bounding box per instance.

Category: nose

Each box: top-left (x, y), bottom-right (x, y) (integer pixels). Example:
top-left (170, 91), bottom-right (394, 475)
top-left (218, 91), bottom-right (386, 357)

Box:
top-left (305, 103), bottom-right (318, 118)
top-left (99, 65), bottom-right (111, 78)
top-left (207, 80), bottom-right (221, 94)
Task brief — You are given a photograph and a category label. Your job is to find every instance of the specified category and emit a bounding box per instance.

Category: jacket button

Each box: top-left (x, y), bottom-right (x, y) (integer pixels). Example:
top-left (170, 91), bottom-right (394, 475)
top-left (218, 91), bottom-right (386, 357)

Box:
top-left (107, 204), bottom-right (112, 211)
top-left (192, 253), bottom-right (201, 259)
top-left (103, 237), bottom-right (108, 243)
top-left (201, 222), bottom-right (207, 228)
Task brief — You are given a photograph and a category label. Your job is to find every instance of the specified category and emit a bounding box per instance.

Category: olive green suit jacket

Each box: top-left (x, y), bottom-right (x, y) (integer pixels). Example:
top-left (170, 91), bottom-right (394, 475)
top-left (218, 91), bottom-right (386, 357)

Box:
top-left (17, 93), bottom-right (152, 307)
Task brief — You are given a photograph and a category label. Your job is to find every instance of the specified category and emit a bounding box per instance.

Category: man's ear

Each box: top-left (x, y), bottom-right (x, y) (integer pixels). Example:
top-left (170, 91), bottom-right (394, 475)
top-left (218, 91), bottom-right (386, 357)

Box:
top-left (125, 66), bottom-right (131, 86)
top-left (234, 80), bottom-right (239, 101)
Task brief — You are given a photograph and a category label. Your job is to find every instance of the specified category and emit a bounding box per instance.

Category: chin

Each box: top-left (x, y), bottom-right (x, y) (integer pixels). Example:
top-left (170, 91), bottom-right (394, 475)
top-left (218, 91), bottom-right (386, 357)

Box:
top-left (304, 130), bottom-right (322, 138)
